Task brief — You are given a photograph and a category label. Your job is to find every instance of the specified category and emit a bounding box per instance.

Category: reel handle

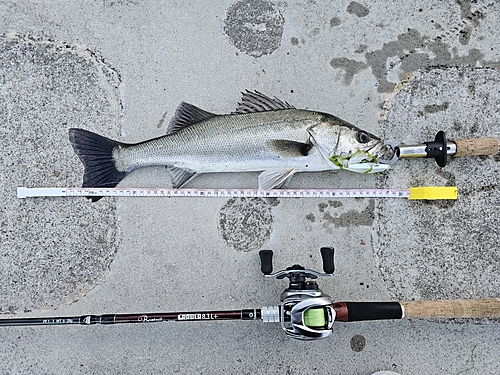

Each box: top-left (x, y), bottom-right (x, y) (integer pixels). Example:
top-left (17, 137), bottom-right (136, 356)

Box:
top-left (320, 247), bottom-right (335, 274)
top-left (259, 248), bottom-right (335, 278)
top-left (259, 250), bottom-right (273, 275)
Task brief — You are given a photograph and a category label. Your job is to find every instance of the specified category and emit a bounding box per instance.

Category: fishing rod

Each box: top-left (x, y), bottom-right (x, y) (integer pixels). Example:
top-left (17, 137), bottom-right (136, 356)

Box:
top-left (381, 131), bottom-right (500, 167)
top-left (2, 248), bottom-right (499, 340)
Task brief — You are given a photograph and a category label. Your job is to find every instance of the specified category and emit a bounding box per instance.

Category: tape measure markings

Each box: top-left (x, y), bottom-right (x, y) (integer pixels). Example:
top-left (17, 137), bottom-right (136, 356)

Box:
top-left (17, 187), bottom-right (423, 199)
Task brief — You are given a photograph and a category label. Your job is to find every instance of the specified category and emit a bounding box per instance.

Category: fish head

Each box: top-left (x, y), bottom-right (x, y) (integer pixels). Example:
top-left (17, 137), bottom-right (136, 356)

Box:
top-left (309, 114), bottom-right (387, 171)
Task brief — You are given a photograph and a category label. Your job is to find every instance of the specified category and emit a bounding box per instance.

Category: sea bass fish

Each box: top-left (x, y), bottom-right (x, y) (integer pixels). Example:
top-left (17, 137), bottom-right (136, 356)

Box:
top-left (69, 91), bottom-right (389, 200)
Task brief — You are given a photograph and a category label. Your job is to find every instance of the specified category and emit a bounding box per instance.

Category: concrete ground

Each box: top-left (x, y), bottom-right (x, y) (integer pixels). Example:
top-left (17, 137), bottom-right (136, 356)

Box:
top-left (1, 1), bottom-right (499, 374)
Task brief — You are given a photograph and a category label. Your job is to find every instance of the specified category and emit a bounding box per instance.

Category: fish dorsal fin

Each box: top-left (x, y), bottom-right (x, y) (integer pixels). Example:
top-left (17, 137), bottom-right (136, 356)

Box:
top-left (233, 90), bottom-right (295, 114)
top-left (258, 168), bottom-right (296, 190)
top-left (167, 102), bottom-right (217, 135)
top-left (166, 166), bottom-right (198, 188)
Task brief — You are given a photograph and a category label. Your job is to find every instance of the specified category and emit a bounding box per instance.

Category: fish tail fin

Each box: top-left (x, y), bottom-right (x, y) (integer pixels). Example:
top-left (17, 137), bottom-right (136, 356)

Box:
top-left (68, 128), bottom-right (128, 202)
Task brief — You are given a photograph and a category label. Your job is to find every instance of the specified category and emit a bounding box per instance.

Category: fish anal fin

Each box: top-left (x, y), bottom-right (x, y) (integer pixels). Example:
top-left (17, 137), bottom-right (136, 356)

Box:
top-left (267, 140), bottom-right (312, 158)
top-left (258, 168), bottom-right (296, 191)
top-left (167, 102), bottom-right (218, 135)
top-left (166, 166), bottom-right (198, 188)
top-left (233, 90), bottom-right (295, 114)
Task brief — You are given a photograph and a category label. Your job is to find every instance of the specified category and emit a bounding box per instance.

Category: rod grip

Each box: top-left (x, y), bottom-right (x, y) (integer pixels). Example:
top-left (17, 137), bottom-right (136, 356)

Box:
top-left (401, 298), bottom-right (500, 319)
top-left (333, 302), bottom-right (403, 322)
top-left (453, 137), bottom-right (500, 157)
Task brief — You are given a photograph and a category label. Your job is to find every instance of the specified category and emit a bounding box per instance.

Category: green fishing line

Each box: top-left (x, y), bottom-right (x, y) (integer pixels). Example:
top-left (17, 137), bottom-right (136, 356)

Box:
top-left (303, 308), bottom-right (327, 328)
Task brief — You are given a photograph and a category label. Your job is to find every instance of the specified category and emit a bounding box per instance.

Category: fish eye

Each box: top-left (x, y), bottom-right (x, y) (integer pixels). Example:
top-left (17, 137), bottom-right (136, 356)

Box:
top-left (356, 131), bottom-right (370, 143)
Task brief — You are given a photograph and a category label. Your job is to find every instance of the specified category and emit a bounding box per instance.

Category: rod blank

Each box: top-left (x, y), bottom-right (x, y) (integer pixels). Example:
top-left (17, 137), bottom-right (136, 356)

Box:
top-left (0, 310), bottom-right (260, 327)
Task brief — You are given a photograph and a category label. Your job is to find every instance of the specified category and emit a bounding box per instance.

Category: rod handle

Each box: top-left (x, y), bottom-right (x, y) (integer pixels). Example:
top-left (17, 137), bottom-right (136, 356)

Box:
top-left (453, 137), bottom-right (500, 157)
top-left (401, 298), bottom-right (500, 319)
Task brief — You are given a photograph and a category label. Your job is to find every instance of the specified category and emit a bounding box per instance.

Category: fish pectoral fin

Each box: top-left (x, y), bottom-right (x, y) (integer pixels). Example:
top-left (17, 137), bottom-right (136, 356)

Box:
top-left (233, 90), bottom-right (295, 114)
top-left (167, 102), bottom-right (218, 135)
top-left (166, 166), bottom-right (198, 188)
top-left (258, 169), bottom-right (296, 190)
top-left (267, 140), bottom-right (312, 158)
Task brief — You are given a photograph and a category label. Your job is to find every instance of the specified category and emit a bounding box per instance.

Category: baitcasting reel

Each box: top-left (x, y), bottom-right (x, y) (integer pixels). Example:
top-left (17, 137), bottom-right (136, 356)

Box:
top-left (259, 247), bottom-right (336, 340)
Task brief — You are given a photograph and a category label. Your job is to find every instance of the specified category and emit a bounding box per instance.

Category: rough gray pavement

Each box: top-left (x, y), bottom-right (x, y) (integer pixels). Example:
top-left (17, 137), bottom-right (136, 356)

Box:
top-left (0, 35), bottom-right (122, 312)
top-left (376, 67), bottom-right (500, 302)
top-left (1, 1), bottom-right (499, 374)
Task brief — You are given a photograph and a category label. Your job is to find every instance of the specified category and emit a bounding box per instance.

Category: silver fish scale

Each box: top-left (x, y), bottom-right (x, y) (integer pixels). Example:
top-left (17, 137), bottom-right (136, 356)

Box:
top-left (116, 109), bottom-right (329, 173)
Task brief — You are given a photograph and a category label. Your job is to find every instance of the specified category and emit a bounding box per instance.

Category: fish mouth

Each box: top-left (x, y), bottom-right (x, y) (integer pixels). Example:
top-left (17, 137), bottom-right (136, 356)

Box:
top-left (365, 140), bottom-right (386, 157)
top-left (376, 141), bottom-right (399, 165)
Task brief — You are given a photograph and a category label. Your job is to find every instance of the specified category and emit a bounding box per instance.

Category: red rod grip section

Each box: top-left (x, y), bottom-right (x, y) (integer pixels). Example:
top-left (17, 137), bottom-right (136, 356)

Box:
top-left (333, 302), bottom-right (349, 322)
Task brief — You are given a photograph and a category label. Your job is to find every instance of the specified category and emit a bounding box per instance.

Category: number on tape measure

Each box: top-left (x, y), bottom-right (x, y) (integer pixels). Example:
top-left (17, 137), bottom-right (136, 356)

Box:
top-left (17, 187), bottom-right (413, 199)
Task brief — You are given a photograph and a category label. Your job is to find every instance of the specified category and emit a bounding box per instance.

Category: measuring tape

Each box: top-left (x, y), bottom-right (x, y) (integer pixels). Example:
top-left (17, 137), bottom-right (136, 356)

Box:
top-left (17, 186), bottom-right (457, 200)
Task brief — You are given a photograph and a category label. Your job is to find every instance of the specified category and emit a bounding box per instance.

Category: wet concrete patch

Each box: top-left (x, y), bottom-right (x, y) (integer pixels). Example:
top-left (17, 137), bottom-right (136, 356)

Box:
top-left (350, 334), bottom-right (366, 352)
top-left (354, 44), bottom-right (368, 54)
top-left (423, 101), bottom-right (449, 114)
top-left (458, 25), bottom-right (473, 45)
top-left (330, 57), bottom-right (367, 85)
top-left (305, 213), bottom-right (315, 223)
top-left (223, 0), bottom-right (284, 58)
top-left (330, 17), bottom-right (342, 27)
top-left (330, 27), bottom-right (499, 92)
top-left (456, 0), bottom-right (484, 27)
top-left (218, 198), bottom-right (273, 252)
top-left (307, 199), bottom-right (374, 232)
top-left (322, 200), bottom-right (375, 228)
top-left (346, 2), bottom-right (369, 18)
top-left (0, 34), bottom-right (122, 312)
top-left (375, 67), bottom-right (500, 302)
